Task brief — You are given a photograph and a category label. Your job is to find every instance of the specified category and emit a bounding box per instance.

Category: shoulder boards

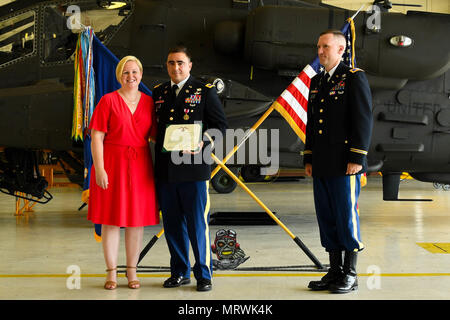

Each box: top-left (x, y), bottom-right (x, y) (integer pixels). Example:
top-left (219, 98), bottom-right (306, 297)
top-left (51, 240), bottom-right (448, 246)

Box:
top-left (205, 83), bottom-right (215, 88)
top-left (153, 83), bottom-right (162, 89)
top-left (349, 68), bottom-right (364, 73)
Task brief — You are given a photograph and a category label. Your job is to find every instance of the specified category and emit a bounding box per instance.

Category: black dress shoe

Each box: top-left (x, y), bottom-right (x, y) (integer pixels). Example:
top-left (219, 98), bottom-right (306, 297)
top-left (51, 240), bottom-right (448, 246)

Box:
top-left (308, 250), bottom-right (343, 291)
top-left (329, 274), bottom-right (358, 293)
top-left (308, 270), bottom-right (343, 291)
top-left (163, 276), bottom-right (191, 288)
top-left (329, 251), bottom-right (358, 293)
top-left (196, 278), bottom-right (212, 292)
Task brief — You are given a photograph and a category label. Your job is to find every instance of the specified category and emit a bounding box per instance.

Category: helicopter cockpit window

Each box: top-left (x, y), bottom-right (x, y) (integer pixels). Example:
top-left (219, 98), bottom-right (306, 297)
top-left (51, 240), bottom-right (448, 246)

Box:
top-left (0, 11), bottom-right (35, 67)
top-left (43, 1), bottom-right (131, 64)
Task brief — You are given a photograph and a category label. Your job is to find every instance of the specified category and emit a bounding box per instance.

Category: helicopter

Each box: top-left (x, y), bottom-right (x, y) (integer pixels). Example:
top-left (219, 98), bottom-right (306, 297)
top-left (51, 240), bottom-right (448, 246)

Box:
top-left (0, 0), bottom-right (449, 203)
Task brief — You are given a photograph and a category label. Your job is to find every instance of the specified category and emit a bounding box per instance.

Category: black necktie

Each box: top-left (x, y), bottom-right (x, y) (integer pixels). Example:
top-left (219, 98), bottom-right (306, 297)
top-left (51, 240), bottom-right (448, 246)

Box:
top-left (321, 72), bottom-right (329, 89)
top-left (171, 84), bottom-right (178, 101)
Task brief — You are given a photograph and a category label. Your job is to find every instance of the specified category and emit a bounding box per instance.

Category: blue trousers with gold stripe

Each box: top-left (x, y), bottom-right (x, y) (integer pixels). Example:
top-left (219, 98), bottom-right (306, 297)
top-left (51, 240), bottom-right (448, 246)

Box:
top-left (313, 174), bottom-right (364, 252)
top-left (157, 180), bottom-right (212, 280)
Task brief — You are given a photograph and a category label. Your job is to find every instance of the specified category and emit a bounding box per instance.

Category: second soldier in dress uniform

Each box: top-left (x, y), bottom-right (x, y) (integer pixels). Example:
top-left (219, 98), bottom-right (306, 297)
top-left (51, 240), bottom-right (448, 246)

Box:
top-left (303, 30), bottom-right (373, 293)
top-left (153, 45), bottom-right (228, 292)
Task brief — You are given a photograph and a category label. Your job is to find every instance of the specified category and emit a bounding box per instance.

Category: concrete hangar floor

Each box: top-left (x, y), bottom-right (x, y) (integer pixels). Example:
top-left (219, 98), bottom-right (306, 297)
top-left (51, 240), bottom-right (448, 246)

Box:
top-left (0, 175), bottom-right (449, 302)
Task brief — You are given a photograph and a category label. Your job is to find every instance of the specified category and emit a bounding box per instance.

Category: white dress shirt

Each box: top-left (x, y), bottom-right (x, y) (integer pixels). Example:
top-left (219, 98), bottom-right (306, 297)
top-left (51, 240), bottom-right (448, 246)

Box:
top-left (171, 75), bottom-right (190, 96)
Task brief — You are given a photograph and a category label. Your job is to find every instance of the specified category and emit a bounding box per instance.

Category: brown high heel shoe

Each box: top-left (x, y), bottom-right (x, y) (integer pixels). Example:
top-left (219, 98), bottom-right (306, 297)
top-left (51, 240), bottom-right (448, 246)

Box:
top-left (104, 267), bottom-right (117, 290)
top-left (126, 266), bottom-right (140, 289)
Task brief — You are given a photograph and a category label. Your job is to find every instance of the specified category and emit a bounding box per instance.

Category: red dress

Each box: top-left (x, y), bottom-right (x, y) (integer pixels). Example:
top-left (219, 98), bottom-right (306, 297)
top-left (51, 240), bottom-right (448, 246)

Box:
top-left (87, 91), bottom-right (159, 227)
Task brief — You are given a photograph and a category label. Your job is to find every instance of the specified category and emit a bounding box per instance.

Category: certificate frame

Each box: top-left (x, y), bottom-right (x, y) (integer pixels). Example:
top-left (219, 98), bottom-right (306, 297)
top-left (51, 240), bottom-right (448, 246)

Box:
top-left (162, 123), bottom-right (202, 152)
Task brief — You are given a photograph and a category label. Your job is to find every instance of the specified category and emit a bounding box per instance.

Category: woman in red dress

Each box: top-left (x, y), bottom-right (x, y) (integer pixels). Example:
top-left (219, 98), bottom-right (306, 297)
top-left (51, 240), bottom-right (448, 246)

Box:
top-left (88, 56), bottom-right (159, 289)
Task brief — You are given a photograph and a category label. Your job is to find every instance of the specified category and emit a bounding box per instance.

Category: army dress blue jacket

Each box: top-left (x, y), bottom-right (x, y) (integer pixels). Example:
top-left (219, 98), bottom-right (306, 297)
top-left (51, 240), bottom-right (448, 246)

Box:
top-left (303, 62), bottom-right (373, 177)
top-left (153, 76), bottom-right (228, 182)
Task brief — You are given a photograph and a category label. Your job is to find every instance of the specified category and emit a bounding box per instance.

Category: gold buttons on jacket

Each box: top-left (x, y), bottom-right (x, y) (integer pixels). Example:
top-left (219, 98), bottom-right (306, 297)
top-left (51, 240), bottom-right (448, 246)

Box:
top-left (319, 119), bottom-right (323, 123)
top-left (321, 99), bottom-right (324, 102)
top-left (169, 117), bottom-right (173, 121)
top-left (170, 109), bottom-right (174, 112)
top-left (319, 109), bottom-right (323, 113)
top-left (319, 130), bottom-right (323, 134)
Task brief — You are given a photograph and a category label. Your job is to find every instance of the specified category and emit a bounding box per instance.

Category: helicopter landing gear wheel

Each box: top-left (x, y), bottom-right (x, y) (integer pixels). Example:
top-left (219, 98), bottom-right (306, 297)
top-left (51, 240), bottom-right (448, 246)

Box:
top-left (240, 165), bottom-right (265, 182)
top-left (210, 167), bottom-right (240, 194)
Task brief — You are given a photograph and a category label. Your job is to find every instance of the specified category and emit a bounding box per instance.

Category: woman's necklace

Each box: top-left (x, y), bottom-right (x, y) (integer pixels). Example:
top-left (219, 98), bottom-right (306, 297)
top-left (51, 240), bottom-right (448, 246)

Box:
top-left (119, 90), bottom-right (139, 106)
top-left (124, 97), bottom-right (138, 105)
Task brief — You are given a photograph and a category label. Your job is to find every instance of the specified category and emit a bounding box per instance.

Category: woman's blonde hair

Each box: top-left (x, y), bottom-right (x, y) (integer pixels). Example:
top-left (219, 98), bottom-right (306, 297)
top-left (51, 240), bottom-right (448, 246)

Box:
top-left (115, 55), bottom-right (143, 84)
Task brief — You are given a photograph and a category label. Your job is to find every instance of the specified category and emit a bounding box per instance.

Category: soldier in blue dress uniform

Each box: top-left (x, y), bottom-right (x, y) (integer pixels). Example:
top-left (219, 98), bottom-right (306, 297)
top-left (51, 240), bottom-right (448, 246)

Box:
top-left (153, 45), bottom-right (227, 292)
top-left (303, 30), bottom-right (373, 293)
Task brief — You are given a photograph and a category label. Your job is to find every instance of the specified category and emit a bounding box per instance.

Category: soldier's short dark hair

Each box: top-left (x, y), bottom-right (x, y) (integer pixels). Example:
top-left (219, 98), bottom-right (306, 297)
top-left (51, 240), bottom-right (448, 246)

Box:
top-left (168, 44), bottom-right (192, 61)
top-left (320, 29), bottom-right (346, 41)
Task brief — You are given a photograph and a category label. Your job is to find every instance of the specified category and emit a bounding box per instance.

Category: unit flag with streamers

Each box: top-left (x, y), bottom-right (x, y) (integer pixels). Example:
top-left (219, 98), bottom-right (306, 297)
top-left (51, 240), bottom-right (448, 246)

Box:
top-left (73, 27), bottom-right (152, 241)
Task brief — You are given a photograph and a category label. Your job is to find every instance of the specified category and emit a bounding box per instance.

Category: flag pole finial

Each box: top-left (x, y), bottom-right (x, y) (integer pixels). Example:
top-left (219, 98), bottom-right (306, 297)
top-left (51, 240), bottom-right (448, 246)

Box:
top-left (350, 4), bottom-right (367, 21)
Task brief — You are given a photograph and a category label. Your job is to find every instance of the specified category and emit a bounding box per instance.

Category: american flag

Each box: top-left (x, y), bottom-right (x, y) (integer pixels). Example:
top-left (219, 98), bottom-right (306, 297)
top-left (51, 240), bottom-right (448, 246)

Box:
top-left (341, 18), bottom-right (357, 69)
top-left (273, 56), bottom-right (322, 144)
top-left (273, 18), bottom-right (356, 144)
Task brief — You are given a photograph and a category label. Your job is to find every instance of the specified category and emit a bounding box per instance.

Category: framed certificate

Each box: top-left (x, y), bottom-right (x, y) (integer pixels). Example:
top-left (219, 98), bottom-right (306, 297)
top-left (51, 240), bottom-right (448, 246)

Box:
top-left (162, 124), bottom-right (202, 152)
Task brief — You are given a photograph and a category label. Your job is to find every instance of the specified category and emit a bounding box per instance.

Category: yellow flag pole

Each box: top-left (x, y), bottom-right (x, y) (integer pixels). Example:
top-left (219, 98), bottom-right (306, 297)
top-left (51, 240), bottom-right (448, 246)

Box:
top-left (211, 154), bottom-right (294, 238)
top-left (211, 153), bottom-right (323, 269)
top-left (139, 153), bottom-right (325, 268)
top-left (138, 225), bottom-right (165, 264)
top-left (210, 104), bottom-right (275, 178)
